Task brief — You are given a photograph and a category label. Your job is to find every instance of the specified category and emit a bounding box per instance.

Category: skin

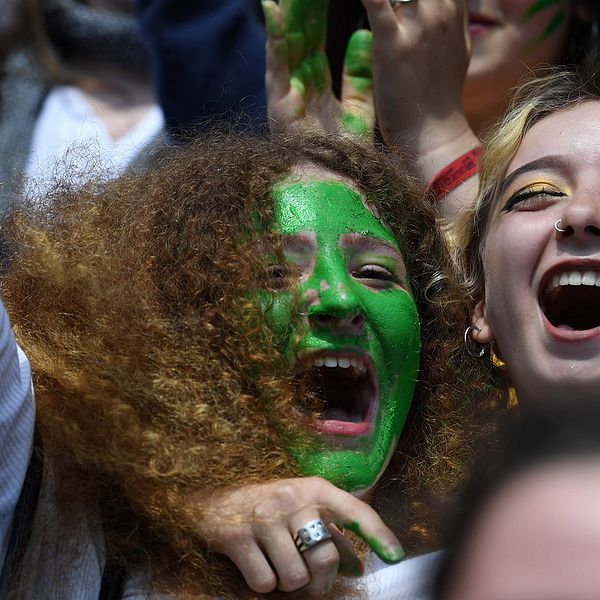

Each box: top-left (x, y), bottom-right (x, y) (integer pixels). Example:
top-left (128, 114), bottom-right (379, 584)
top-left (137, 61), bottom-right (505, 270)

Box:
top-left (472, 101), bottom-right (600, 407)
top-left (445, 458), bottom-right (600, 600)
top-left (465, 0), bottom-right (574, 132)
top-left (190, 171), bottom-right (413, 597)
top-left (262, 0), bottom-right (375, 135)
top-left (264, 176), bottom-right (421, 492)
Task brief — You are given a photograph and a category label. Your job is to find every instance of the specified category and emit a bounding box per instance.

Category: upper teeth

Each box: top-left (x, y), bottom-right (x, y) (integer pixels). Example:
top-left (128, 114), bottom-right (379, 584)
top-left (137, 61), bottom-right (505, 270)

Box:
top-left (547, 270), bottom-right (600, 291)
top-left (313, 354), bottom-right (366, 372)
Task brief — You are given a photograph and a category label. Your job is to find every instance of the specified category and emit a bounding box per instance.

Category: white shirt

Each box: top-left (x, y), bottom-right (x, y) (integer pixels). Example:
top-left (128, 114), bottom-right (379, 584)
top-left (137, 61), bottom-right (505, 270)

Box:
top-left (24, 85), bottom-right (163, 196)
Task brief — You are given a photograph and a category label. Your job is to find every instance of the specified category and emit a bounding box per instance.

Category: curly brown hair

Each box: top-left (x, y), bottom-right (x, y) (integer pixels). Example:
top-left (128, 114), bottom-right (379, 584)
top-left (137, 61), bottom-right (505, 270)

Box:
top-left (3, 132), bottom-right (497, 598)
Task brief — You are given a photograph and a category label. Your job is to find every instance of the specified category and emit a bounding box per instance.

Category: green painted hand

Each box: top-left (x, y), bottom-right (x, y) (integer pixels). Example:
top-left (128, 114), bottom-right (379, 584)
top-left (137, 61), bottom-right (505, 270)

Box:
top-left (263, 0), bottom-right (374, 137)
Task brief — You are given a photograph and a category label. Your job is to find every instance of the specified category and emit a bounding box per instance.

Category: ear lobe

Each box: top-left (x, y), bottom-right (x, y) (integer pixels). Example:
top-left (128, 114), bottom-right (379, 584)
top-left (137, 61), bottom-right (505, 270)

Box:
top-left (472, 299), bottom-right (495, 344)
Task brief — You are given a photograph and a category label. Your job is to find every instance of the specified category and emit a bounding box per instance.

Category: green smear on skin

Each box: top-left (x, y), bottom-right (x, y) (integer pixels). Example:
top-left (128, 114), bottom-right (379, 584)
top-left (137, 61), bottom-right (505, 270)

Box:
top-left (261, 1), bottom-right (282, 38)
top-left (521, 0), bottom-right (565, 47)
top-left (343, 521), bottom-right (406, 563)
top-left (265, 180), bottom-right (421, 493)
top-left (344, 30), bottom-right (373, 79)
top-left (342, 111), bottom-right (369, 136)
top-left (522, 0), bottom-right (560, 22)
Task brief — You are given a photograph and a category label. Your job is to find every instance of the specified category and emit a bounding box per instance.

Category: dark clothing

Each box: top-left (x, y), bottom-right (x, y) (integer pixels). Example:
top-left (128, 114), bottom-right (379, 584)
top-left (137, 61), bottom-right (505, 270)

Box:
top-left (137, 0), bottom-right (267, 136)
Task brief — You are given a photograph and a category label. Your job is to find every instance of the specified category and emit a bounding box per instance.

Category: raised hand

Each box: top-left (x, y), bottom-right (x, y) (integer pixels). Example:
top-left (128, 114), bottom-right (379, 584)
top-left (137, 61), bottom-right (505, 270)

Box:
top-left (262, 0), bottom-right (375, 137)
top-left (361, 0), bottom-right (480, 219)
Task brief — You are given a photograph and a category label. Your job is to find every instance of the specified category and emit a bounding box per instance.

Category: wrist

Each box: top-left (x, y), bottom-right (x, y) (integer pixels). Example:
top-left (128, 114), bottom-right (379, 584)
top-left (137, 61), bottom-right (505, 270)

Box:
top-left (427, 145), bottom-right (483, 202)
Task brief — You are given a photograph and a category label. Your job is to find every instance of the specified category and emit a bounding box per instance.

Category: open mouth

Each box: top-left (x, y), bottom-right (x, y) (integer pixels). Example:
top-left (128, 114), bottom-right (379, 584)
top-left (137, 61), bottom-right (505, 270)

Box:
top-left (468, 12), bottom-right (498, 31)
top-left (540, 269), bottom-right (600, 331)
top-left (296, 351), bottom-right (377, 437)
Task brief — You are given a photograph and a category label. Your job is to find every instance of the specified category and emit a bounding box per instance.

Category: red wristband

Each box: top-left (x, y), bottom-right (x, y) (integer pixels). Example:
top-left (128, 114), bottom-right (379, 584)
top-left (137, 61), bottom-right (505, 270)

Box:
top-left (427, 146), bottom-right (483, 201)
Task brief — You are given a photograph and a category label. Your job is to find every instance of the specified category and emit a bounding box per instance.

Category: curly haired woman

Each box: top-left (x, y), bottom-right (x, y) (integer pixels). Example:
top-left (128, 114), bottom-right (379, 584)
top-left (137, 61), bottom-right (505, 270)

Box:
top-left (0, 132), bottom-right (496, 598)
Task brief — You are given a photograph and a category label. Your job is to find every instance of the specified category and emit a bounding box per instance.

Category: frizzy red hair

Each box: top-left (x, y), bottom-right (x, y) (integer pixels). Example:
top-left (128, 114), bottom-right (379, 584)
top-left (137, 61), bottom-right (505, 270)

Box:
top-left (3, 132), bottom-right (497, 598)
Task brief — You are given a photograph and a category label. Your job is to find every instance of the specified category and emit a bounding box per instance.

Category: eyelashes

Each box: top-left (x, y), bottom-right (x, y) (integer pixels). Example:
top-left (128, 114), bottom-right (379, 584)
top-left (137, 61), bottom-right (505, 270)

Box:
top-left (352, 265), bottom-right (401, 289)
top-left (264, 263), bottom-right (401, 291)
top-left (501, 185), bottom-right (567, 212)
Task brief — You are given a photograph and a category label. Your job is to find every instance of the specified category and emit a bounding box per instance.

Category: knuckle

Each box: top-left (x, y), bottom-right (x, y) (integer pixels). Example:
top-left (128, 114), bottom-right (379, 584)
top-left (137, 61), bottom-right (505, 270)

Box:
top-left (278, 570), bottom-right (311, 592)
top-left (208, 527), bottom-right (244, 552)
top-left (305, 584), bottom-right (329, 598)
top-left (271, 481), bottom-right (300, 507)
top-left (247, 572), bottom-right (278, 594)
top-left (314, 548), bottom-right (339, 572)
top-left (252, 501), bottom-right (274, 523)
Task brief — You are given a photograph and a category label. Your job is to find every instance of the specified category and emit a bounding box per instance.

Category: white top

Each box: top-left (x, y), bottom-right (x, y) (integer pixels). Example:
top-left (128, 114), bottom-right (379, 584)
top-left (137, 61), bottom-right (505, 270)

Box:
top-left (361, 551), bottom-right (441, 599)
top-left (24, 85), bottom-right (163, 196)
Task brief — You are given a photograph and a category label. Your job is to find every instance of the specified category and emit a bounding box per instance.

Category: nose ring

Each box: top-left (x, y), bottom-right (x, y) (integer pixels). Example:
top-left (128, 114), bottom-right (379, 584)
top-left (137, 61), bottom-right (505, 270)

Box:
top-left (554, 219), bottom-right (568, 233)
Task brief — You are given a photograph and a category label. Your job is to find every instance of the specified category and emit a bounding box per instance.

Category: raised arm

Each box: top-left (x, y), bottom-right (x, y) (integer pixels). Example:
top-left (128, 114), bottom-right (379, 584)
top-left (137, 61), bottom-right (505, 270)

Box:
top-left (361, 0), bottom-right (481, 221)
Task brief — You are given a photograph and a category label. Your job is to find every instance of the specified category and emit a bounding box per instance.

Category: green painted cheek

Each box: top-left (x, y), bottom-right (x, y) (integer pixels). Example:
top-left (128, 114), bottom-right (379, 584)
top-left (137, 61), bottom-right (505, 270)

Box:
top-left (270, 180), bottom-right (420, 492)
top-left (521, 0), bottom-right (565, 47)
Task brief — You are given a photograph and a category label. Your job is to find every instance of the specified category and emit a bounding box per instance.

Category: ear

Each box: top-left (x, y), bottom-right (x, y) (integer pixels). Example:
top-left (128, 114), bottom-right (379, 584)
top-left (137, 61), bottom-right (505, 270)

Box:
top-left (472, 299), bottom-right (495, 344)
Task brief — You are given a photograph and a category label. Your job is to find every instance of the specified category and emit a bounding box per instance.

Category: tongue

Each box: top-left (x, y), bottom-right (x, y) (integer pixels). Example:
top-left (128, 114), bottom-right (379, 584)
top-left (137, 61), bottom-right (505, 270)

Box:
top-left (557, 324), bottom-right (575, 331)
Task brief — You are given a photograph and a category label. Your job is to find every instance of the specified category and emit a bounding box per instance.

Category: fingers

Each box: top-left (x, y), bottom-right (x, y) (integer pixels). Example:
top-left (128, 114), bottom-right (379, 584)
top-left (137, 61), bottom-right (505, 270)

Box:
top-left (226, 541), bottom-right (279, 594)
top-left (340, 30), bottom-right (374, 136)
top-left (329, 524), bottom-right (365, 577)
top-left (289, 512), bottom-right (340, 596)
top-left (307, 477), bottom-right (405, 564)
top-left (303, 0), bottom-right (328, 56)
top-left (360, 0), bottom-right (399, 39)
top-left (280, 0), bottom-right (305, 70)
top-left (263, 1), bottom-right (291, 101)
top-left (259, 527), bottom-right (312, 592)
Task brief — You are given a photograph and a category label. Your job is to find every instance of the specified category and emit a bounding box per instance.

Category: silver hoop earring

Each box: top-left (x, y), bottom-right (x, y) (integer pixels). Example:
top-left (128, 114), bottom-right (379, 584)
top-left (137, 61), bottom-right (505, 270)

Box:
top-left (464, 325), bottom-right (485, 358)
top-left (554, 219), bottom-right (568, 233)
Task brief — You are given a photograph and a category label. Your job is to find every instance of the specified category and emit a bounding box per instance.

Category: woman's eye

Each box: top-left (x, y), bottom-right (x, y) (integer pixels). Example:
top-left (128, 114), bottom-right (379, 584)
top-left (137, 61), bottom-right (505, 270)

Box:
top-left (501, 186), bottom-right (566, 212)
top-left (353, 265), bottom-right (399, 289)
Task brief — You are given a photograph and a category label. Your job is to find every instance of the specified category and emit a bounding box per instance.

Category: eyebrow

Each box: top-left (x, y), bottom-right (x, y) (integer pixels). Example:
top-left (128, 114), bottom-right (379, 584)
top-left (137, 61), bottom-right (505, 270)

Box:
top-left (499, 155), bottom-right (566, 196)
top-left (282, 232), bottom-right (317, 251)
top-left (339, 234), bottom-right (402, 256)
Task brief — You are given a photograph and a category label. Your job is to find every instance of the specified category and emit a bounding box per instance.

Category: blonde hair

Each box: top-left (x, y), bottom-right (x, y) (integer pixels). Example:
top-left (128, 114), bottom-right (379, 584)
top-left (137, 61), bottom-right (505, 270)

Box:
top-left (462, 62), bottom-right (600, 300)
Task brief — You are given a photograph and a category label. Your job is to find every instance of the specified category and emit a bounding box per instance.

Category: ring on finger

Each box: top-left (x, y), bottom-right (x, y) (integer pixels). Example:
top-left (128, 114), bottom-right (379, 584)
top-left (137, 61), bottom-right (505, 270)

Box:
top-left (389, 0), bottom-right (417, 5)
top-left (293, 519), bottom-right (332, 553)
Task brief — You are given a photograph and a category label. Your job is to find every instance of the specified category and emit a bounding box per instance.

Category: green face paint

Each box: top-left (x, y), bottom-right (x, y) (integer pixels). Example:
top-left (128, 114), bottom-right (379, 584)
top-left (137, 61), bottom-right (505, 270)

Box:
top-left (263, 179), bottom-right (421, 492)
top-left (521, 0), bottom-right (565, 47)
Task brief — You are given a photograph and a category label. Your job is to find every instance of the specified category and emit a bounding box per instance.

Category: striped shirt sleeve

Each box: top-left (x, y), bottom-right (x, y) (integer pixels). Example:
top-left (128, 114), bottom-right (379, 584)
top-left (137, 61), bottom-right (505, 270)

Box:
top-left (0, 299), bottom-right (35, 568)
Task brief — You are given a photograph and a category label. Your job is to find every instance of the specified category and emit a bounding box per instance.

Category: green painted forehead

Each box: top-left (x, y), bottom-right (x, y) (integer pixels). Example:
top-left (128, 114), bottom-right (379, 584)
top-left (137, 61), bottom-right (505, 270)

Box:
top-left (272, 179), bottom-right (399, 248)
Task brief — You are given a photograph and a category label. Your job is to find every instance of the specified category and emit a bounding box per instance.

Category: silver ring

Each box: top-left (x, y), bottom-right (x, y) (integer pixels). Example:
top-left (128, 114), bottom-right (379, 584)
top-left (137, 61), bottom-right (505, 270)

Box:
top-left (554, 219), bottom-right (568, 233)
top-left (390, 0), bottom-right (417, 5)
top-left (293, 519), bottom-right (332, 553)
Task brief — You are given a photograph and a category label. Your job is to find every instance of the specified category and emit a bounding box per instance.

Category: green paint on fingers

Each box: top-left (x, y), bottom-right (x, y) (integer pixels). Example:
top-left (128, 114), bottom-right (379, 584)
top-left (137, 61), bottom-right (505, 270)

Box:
top-left (305, 52), bottom-right (328, 92)
top-left (344, 30), bottom-right (373, 79)
top-left (343, 521), bottom-right (406, 564)
top-left (261, 1), bottom-right (283, 38)
top-left (342, 111), bottom-right (369, 136)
